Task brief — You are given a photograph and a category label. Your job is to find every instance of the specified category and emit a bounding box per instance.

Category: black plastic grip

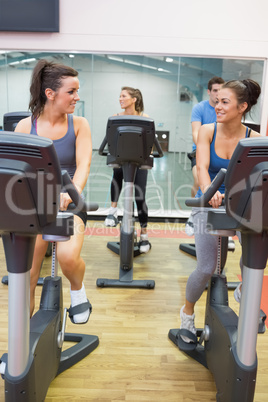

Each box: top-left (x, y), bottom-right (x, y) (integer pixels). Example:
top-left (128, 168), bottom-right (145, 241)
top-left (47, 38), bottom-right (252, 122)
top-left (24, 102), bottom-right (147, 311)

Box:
top-left (61, 170), bottom-right (99, 212)
top-left (153, 135), bottom-right (164, 158)
top-left (185, 168), bottom-right (227, 207)
top-left (98, 136), bottom-right (108, 156)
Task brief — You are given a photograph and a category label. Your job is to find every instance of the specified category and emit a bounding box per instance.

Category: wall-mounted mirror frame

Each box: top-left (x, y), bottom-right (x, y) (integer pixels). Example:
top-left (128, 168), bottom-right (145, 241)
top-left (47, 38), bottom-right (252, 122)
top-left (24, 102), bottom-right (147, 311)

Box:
top-left (0, 50), bottom-right (266, 219)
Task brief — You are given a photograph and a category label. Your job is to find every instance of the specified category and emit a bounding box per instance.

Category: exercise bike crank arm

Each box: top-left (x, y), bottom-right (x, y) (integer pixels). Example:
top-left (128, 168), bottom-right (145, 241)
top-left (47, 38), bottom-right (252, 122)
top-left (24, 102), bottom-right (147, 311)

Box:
top-left (57, 307), bottom-right (68, 349)
top-left (185, 168), bottom-right (227, 208)
top-left (61, 170), bottom-right (99, 212)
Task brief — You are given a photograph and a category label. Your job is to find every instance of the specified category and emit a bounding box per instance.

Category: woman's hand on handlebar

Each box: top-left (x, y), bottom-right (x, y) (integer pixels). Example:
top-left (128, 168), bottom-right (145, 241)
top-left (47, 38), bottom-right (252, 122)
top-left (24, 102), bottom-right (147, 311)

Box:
top-left (208, 190), bottom-right (224, 209)
top-left (59, 192), bottom-right (72, 211)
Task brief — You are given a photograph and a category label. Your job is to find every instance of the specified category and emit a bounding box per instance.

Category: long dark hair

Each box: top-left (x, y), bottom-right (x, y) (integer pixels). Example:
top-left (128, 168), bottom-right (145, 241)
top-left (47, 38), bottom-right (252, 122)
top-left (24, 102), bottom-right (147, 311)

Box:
top-left (121, 86), bottom-right (144, 114)
top-left (29, 59), bottom-right (78, 120)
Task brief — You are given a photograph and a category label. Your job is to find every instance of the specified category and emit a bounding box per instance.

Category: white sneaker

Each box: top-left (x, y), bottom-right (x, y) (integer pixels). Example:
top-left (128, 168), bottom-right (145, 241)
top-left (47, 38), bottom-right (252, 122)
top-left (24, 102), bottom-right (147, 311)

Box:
top-left (139, 234), bottom-right (150, 253)
top-left (185, 215), bottom-right (194, 237)
top-left (228, 237), bottom-right (235, 251)
top-left (234, 283), bottom-right (242, 303)
top-left (104, 214), bottom-right (118, 227)
top-left (180, 305), bottom-right (196, 343)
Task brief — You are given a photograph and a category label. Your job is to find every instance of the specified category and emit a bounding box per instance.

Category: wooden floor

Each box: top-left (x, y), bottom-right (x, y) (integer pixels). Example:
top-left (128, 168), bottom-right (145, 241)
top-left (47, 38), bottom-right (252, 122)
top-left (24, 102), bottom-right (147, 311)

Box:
top-left (0, 221), bottom-right (268, 401)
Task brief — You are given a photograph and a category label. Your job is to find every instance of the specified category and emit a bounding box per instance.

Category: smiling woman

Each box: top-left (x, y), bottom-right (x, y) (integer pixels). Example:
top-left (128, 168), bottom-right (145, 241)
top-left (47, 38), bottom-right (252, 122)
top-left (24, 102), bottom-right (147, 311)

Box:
top-left (180, 78), bottom-right (262, 341)
top-left (104, 86), bottom-right (151, 253)
top-left (14, 59), bottom-right (93, 325)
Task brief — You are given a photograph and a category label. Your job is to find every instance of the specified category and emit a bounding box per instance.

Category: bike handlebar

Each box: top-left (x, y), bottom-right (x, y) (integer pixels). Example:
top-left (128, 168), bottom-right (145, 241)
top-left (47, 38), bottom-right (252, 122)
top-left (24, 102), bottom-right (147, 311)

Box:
top-left (185, 168), bottom-right (227, 208)
top-left (61, 170), bottom-right (99, 213)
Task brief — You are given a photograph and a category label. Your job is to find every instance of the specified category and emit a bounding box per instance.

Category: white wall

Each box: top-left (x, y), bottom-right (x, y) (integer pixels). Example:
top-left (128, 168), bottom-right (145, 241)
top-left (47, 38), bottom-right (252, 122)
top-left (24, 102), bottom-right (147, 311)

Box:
top-left (0, 0), bottom-right (268, 133)
top-left (1, 1), bottom-right (268, 58)
top-left (0, 0), bottom-right (268, 58)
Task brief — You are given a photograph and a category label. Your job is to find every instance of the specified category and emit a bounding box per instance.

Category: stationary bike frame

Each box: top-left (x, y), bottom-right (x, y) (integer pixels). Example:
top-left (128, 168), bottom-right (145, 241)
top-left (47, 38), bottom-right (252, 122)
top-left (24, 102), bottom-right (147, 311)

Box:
top-left (0, 133), bottom-right (99, 401)
top-left (97, 115), bottom-right (163, 289)
top-left (169, 136), bottom-right (268, 402)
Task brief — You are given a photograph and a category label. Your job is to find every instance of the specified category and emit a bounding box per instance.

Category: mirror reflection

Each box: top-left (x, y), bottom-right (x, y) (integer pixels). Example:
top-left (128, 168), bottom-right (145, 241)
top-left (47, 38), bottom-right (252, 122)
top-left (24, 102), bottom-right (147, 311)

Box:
top-left (0, 51), bottom-right (264, 219)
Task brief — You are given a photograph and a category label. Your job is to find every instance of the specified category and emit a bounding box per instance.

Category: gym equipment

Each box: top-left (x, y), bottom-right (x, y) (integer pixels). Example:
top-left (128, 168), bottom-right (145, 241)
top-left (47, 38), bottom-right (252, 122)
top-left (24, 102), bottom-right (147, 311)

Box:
top-left (3, 111), bottom-right (31, 131)
top-left (0, 132), bottom-right (99, 402)
top-left (169, 137), bottom-right (268, 402)
top-left (1, 111), bottom-right (45, 286)
top-left (97, 115), bottom-right (163, 289)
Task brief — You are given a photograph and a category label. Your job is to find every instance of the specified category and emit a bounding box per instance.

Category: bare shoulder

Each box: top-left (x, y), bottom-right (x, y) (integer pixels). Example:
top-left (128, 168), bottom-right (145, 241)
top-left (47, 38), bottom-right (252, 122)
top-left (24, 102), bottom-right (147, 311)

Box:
top-left (73, 115), bottom-right (91, 131)
top-left (199, 122), bottom-right (215, 141)
top-left (250, 130), bottom-right (262, 138)
top-left (14, 116), bottom-right (32, 134)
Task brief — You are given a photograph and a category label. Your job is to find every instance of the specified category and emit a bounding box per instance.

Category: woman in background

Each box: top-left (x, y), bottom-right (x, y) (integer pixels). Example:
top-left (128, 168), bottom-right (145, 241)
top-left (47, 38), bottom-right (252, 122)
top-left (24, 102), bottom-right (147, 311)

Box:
top-left (105, 86), bottom-right (151, 253)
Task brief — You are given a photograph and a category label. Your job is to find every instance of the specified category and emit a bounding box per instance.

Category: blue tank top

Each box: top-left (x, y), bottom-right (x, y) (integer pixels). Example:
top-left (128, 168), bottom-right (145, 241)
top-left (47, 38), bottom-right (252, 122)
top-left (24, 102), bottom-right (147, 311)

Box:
top-left (30, 114), bottom-right (76, 178)
top-left (196, 122), bottom-right (250, 197)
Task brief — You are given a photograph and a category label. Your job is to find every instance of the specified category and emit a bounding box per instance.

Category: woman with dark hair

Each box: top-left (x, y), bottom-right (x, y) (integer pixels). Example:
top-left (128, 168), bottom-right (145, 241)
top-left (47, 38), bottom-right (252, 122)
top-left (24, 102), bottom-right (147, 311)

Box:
top-left (179, 79), bottom-right (262, 342)
top-left (15, 59), bottom-right (92, 324)
top-left (105, 86), bottom-right (151, 253)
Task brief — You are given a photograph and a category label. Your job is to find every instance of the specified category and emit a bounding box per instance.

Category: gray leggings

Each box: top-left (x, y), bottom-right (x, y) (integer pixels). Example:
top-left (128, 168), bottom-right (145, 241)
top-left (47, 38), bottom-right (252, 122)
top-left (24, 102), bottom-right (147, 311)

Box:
top-left (185, 208), bottom-right (242, 303)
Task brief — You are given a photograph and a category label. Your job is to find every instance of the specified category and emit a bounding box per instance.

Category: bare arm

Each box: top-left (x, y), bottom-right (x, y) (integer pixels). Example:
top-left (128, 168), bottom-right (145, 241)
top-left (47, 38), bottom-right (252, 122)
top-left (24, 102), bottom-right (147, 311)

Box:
top-left (196, 124), bottom-right (212, 194)
top-left (196, 123), bottom-right (224, 208)
top-left (191, 121), bottom-right (201, 146)
top-left (14, 117), bottom-right (32, 134)
top-left (72, 116), bottom-right (92, 194)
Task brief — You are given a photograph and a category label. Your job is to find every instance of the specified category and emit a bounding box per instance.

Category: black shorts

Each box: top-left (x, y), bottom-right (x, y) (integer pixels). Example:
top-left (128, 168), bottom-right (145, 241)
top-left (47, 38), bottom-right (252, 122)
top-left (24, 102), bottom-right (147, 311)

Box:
top-left (74, 210), bottom-right (87, 226)
top-left (191, 157), bottom-right (196, 169)
top-left (187, 150), bottom-right (196, 169)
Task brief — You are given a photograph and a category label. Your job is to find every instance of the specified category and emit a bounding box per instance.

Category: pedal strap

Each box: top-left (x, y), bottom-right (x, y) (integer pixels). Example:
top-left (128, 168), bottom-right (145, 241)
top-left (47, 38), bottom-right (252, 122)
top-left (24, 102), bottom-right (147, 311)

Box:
top-left (176, 329), bottom-right (198, 351)
top-left (106, 214), bottom-right (118, 225)
top-left (68, 300), bottom-right (92, 321)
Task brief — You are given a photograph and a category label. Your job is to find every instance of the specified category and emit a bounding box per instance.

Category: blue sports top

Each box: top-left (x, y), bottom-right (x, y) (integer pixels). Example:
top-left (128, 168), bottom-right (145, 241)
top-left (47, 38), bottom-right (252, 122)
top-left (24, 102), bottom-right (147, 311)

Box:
top-left (196, 122), bottom-right (250, 197)
top-left (191, 100), bottom-right (217, 151)
top-left (30, 114), bottom-right (76, 178)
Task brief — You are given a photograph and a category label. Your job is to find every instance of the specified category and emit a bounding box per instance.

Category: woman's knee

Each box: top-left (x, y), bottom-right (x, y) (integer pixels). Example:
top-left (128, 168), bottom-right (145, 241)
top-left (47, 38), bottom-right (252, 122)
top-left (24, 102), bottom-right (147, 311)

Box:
top-left (57, 249), bottom-right (76, 269)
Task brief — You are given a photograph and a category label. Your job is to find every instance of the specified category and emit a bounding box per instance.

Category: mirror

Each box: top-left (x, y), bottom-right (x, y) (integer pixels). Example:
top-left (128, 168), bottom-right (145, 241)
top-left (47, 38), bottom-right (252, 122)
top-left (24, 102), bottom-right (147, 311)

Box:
top-left (0, 51), bottom-right (264, 219)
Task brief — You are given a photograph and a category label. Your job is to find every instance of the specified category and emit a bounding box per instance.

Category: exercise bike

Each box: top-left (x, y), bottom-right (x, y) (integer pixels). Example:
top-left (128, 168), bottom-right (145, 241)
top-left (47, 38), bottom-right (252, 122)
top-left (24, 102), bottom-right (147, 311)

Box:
top-left (169, 137), bottom-right (268, 402)
top-left (0, 132), bottom-right (99, 401)
top-left (97, 115), bottom-right (163, 289)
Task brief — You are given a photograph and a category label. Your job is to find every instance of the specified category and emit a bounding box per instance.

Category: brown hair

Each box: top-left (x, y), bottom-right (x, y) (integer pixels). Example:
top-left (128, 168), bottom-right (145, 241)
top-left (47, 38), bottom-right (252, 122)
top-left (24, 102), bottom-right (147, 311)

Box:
top-left (207, 76), bottom-right (225, 91)
top-left (29, 59), bottom-right (78, 120)
top-left (221, 79), bottom-right (261, 118)
top-left (121, 86), bottom-right (144, 114)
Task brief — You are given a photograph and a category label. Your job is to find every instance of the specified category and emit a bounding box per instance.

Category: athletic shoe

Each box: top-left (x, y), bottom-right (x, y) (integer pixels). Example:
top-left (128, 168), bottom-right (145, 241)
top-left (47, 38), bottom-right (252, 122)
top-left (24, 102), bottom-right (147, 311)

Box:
top-left (228, 237), bottom-right (235, 251)
top-left (234, 283), bottom-right (242, 303)
top-left (104, 214), bottom-right (118, 227)
top-left (139, 233), bottom-right (150, 253)
top-left (185, 215), bottom-right (194, 237)
top-left (180, 305), bottom-right (196, 343)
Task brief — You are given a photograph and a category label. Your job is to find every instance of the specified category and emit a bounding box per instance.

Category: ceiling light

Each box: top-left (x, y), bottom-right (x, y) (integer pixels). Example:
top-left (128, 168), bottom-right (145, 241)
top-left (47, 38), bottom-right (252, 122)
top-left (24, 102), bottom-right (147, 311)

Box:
top-left (124, 59), bottom-right (141, 66)
top-left (141, 64), bottom-right (157, 70)
top-left (107, 56), bottom-right (124, 63)
top-left (21, 58), bottom-right (36, 63)
top-left (166, 57), bottom-right (173, 63)
top-left (158, 68), bottom-right (171, 73)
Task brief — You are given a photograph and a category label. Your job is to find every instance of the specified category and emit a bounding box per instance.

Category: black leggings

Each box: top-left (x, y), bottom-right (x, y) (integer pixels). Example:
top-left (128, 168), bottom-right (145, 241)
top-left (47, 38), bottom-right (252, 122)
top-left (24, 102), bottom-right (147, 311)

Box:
top-left (110, 167), bottom-right (148, 228)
